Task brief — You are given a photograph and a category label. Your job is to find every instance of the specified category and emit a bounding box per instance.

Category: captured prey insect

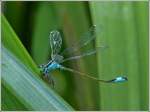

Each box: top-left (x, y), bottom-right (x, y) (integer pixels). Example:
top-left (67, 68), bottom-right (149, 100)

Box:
top-left (39, 25), bottom-right (128, 86)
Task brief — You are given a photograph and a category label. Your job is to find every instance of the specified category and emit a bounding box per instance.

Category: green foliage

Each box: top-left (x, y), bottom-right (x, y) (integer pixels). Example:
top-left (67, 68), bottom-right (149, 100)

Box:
top-left (1, 15), bottom-right (73, 111)
top-left (90, 1), bottom-right (148, 110)
top-left (2, 1), bottom-right (148, 111)
top-left (2, 15), bottom-right (38, 74)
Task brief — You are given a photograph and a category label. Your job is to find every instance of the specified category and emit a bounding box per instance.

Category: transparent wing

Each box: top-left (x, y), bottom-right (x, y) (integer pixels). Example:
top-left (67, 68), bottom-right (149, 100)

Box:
top-left (60, 25), bottom-right (99, 56)
top-left (49, 31), bottom-right (62, 58)
top-left (61, 45), bottom-right (108, 63)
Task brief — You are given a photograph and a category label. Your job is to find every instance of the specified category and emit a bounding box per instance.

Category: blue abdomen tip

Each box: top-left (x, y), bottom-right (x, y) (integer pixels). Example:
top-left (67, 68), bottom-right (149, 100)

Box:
top-left (112, 76), bottom-right (128, 83)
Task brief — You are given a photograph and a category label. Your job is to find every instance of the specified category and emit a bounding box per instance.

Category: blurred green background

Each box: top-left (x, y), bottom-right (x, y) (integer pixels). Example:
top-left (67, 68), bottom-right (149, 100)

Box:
top-left (2, 1), bottom-right (149, 111)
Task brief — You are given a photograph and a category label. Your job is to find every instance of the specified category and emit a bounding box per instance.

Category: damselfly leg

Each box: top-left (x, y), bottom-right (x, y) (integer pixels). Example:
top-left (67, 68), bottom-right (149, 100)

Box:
top-left (42, 73), bottom-right (55, 88)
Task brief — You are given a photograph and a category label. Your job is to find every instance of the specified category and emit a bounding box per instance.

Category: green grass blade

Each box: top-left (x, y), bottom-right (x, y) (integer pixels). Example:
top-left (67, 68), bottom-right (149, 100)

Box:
top-left (90, 1), bottom-right (148, 110)
top-left (1, 14), bottom-right (73, 110)
top-left (134, 2), bottom-right (149, 109)
top-left (2, 85), bottom-right (27, 110)
top-left (2, 46), bottom-right (73, 111)
top-left (1, 14), bottom-right (38, 74)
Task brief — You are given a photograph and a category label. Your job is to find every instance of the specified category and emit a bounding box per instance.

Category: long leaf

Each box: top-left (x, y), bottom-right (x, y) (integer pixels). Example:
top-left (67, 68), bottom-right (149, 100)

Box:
top-left (2, 46), bottom-right (73, 111)
top-left (2, 15), bottom-right (38, 74)
top-left (90, 1), bottom-right (148, 110)
top-left (1, 14), bottom-right (73, 110)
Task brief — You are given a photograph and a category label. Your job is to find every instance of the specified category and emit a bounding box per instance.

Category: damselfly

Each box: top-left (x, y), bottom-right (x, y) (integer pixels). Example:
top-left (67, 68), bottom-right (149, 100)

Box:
top-left (39, 25), bottom-right (127, 86)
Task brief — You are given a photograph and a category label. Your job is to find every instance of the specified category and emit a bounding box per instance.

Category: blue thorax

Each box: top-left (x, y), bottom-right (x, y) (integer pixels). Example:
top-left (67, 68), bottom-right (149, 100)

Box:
top-left (47, 61), bottom-right (61, 70)
top-left (42, 61), bottom-right (62, 75)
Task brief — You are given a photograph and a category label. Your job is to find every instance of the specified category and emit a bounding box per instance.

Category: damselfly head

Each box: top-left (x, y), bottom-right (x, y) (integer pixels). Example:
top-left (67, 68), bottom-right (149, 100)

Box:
top-left (39, 64), bottom-right (45, 74)
top-left (39, 65), bottom-right (44, 73)
top-left (39, 64), bottom-right (45, 68)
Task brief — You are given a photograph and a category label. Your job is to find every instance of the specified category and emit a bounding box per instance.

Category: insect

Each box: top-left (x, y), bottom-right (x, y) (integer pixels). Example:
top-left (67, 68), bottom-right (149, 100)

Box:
top-left (39, 25), bottom-right (128, 87)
